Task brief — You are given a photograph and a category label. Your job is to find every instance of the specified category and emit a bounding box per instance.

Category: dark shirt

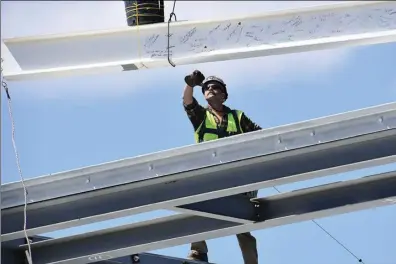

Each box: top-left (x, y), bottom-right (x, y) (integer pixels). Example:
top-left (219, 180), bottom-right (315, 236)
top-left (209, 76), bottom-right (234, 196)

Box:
top-left (184, 97), bottom-right (262, 133)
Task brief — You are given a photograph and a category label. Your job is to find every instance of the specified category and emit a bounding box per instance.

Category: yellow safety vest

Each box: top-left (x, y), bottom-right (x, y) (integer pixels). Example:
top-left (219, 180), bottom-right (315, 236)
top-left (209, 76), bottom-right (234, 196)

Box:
top-left (194, 110), bottom-right (244, 143)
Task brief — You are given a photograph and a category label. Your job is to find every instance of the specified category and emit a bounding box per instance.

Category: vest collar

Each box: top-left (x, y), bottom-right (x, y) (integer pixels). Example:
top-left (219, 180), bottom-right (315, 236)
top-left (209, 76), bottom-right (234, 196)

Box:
top-left (206, 104), bottom-right (232, 114)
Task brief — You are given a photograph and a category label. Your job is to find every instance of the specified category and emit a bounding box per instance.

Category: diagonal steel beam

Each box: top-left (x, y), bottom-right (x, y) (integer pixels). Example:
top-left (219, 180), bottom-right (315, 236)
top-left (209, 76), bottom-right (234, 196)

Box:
top-left (3, 129), bottom-right (396, 241)
top-left (173, 194), bottom-right (256, 224)
top-left (22, 170), bottom-right (396, 264)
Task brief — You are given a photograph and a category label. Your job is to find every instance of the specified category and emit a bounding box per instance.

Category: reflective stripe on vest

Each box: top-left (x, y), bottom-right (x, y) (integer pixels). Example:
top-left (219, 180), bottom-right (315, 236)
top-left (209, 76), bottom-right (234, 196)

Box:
top-left (194, 110), bottom-right (243, 143)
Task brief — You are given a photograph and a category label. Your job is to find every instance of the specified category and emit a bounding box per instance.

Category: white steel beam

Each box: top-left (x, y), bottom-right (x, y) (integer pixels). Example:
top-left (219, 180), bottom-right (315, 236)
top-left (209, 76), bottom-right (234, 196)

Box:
top-left (2, 1), bottom-right (396, 81)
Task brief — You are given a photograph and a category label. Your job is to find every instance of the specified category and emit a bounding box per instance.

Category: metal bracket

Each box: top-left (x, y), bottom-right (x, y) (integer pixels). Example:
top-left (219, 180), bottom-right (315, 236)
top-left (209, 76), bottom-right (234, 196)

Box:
top-left (131, 254), bottom-right (140, 263)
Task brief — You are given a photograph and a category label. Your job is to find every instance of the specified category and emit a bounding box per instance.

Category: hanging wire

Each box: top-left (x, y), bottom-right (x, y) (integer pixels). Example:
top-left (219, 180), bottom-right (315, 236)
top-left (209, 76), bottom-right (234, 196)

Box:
top-left (272, 186), bottom-right (365, 264)
top-left (167, 0), bottom-right (177, 67)
top-left (1, 58), bottom-right (33, 264)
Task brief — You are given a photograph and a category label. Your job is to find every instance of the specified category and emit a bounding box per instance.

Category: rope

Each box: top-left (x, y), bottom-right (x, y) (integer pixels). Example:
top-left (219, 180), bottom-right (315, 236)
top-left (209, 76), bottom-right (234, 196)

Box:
top-left (129, 2), bottom-right (148, 69)
top-left (134, 2), bottom-right (146, 69)
top-left (124, 1), bottom-right (167, 69)
top-left (272, 186), bottom-right (365, 263)
top-left (1, 58), bottom-right (33, 264)
top-left (167, 0), bottom-right (177, 67)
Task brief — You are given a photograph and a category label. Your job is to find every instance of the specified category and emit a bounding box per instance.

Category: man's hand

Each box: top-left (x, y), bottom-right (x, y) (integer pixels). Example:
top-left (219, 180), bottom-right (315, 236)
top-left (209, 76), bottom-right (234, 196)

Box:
top-left (184, 70), bottom-right (205, 87)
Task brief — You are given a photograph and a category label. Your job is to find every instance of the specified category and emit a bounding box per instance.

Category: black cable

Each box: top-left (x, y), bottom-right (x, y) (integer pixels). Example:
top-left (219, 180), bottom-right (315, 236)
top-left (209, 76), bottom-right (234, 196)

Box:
top-left (167, 0), bottom-right (177, 67)
top-left (311, 219), bottom-right (364, 263)
top-left (272, 186), bottom-right (365, 264)
top-left (1, 58), bottom-right (11, 99)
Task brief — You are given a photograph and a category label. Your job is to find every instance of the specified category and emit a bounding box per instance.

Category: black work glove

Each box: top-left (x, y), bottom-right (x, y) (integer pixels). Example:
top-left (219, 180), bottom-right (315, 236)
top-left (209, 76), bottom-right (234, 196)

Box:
top-left (184, 70), bottom-right (205, 87)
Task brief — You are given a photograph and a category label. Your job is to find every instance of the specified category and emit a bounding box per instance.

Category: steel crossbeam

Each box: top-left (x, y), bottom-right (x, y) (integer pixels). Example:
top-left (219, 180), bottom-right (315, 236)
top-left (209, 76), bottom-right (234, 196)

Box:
top-left (15, 170), bottom-right (396, 264)
top-left (1, 103), bottom-right (396, 242)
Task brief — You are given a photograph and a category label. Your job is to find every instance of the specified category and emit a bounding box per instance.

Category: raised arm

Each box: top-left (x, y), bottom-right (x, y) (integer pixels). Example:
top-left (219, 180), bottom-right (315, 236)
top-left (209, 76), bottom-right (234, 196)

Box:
top-left (183, 84), bottom-right (194, 106)
top-left (183, 70), bottom-right (206, 130)
top-left (183, 70), bottom-right (205, 105)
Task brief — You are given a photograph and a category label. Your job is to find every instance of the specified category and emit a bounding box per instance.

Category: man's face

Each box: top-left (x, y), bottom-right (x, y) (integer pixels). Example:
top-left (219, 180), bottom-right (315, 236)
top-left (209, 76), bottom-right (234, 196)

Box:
top-left (203, 83), bottom-right (225, 103)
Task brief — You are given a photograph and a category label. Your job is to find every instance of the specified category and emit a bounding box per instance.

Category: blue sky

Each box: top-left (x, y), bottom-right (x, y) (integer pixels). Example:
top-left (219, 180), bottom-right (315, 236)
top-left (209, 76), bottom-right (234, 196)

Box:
top-left (1, 1), bottom-right (396, 264)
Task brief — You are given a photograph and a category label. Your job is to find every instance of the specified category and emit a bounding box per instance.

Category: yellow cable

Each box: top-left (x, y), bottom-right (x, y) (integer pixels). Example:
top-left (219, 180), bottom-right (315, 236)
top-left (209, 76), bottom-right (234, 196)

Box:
top-left (133, 3), bottom-right (147, 69)
top-left (126, 2), bottom-right (165, 69)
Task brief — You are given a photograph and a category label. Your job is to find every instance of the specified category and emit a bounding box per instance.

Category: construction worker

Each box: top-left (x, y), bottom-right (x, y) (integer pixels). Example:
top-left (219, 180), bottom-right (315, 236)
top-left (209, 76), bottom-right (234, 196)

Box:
top-left (183, 70), bottom-right (261, 264)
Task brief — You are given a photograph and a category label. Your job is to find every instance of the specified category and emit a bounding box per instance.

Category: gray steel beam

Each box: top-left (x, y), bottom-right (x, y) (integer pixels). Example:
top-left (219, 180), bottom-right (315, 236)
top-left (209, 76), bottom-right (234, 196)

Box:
top-left (1, 236), bottom-right (52, 264)
top-left (1, 247), bottom-right (25, 264)
top-left (1, 247), bottom-right (207, 264)
top-left (1, 236), bottom-right (208, 264)
top-left (28, 215), bottom-right (237, 264)
top-left (252, 170), bottom-right (396, 220)
top-left (23, 170), bottom-right (396, 264)
top-left (2, 102), bottom-right (395, 209)
top-left (3, 129), bottom-right (396, 241)
top-left (1, 236), bottom-right (51, 264)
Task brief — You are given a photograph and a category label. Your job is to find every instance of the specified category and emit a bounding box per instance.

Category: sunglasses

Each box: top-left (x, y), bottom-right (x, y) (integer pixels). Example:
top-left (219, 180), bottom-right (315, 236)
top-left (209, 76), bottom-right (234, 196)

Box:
top-left (203, 84), bottom-right (224, 92)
